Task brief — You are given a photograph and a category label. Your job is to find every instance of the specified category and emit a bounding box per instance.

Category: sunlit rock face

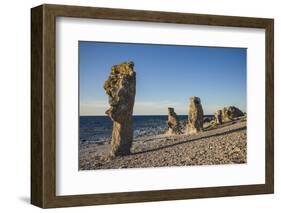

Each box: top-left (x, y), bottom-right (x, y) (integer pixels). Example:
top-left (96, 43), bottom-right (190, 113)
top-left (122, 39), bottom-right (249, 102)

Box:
top-left (103, 62), bottom-right (136, 157)
top-left (214, 109), bottom-right (223, 125)
top-left (187, 96), bottom-right (204, 134)
top-left (220, 106), bottom-right (244, 123)
top-left (167, 107), bottom-right (183, 135)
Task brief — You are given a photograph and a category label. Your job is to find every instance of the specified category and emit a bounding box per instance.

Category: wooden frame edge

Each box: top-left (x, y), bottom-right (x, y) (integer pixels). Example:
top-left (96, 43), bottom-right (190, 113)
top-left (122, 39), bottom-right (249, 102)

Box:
top-left (31, 4), bottom-right (274, 208)
top-left (31, 5), bottom-right (44, 208)
top-left (265, 19), bottom-right (274, 194)
top-left (45, 184), bottom-right (270, 208)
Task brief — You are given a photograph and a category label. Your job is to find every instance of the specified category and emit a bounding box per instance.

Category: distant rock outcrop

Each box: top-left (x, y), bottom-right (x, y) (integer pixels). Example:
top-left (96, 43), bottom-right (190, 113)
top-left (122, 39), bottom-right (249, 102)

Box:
top-left (167, 107), bottom-right (183, 135)
top-left (187, 96), bottom-right (204, 134)
top-left (214, 109), bottom-right (223, 125)
top-left (220, 106), bottom-right (244, 122)
top-left (103, 61), bottom-right (136, 157)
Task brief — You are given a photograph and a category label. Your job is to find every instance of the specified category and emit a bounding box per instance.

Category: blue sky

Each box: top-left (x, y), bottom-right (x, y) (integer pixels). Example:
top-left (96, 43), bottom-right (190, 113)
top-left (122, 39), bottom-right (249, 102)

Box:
top-left (79, 41), bottom-right (246, 115)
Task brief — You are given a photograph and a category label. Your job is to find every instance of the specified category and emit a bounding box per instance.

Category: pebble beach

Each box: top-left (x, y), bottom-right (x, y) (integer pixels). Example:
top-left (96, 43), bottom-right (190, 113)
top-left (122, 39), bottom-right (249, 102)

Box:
top-left (79, 117), bottom-right (247, 170)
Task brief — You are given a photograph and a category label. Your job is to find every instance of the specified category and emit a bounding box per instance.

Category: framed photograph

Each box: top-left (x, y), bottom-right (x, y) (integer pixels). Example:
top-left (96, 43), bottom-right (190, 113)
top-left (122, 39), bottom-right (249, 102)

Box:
top-left (31, 4), bottom-right (274, 208)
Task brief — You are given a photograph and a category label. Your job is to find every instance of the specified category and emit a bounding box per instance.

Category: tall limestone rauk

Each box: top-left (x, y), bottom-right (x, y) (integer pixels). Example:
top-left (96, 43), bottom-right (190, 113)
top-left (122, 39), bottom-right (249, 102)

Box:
top-left (187, 96), bottom-right (204, 134)
top-left (103, 62), bottom-right (136, 157)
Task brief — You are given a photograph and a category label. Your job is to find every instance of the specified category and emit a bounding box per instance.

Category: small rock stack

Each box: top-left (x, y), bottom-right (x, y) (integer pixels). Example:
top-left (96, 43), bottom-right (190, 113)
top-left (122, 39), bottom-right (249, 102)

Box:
top-left (216, 106), bottom-right (244, 123)
top-left (214, 110), bottom-right (223, 125)
top-left (167, 107), bottom-right (183, 135)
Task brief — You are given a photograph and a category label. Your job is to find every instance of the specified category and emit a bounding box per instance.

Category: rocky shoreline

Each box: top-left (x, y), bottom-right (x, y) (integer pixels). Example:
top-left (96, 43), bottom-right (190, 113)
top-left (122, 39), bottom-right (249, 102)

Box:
top-left (79, 117), bottom-right (247, 170)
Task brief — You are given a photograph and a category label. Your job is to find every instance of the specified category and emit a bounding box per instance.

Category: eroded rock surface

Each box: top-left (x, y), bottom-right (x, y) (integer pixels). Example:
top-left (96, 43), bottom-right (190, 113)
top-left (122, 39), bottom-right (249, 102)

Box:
top-left (221, 106), bottom-right (244, 122)
top-left (187, 96), bottom-right (204, 134)
top-left (103, 61), bottom-right (136, 156)
top-left (167, 107), bottom-right (183, 135)
top-left (214, 110), bottom-right (223, 125)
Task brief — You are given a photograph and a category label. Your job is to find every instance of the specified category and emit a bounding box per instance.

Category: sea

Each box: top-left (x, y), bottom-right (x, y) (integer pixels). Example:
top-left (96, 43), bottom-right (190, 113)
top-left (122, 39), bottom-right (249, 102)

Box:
top-left (79, 115), bottom-right (213, 143)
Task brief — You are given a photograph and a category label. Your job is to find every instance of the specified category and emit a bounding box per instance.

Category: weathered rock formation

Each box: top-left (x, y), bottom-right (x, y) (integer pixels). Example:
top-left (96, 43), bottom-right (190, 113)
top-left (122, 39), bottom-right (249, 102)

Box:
top-left (103, 61), bottom-right (136, 157)
top-left (214, 110), bottom-right (223, 125)
top-left (167, 107), bottom-right (182, 135)
top-left (220, 106), bottom-right (244, 123)
top-left (187, 96), bottom-right (204, 134)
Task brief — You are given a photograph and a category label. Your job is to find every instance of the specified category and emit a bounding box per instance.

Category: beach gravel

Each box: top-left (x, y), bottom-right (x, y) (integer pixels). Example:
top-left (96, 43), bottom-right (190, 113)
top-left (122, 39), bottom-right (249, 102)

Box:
top-left (79, 119), bottom-right (247, 170)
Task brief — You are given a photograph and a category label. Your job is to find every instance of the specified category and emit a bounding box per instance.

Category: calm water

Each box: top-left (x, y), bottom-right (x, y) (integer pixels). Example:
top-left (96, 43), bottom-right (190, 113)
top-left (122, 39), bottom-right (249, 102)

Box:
top-left (79, 115), bottom-right (213, 143)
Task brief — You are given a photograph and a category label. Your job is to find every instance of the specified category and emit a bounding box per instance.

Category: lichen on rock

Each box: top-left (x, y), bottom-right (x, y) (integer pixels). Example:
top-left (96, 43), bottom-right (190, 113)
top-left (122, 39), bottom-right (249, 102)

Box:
top-left (103, 61), bottom-right (136, 157)
top-left (166, 107), bottom-right (183, 135)
top-left (187, 96), bottom-right (204, 134)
